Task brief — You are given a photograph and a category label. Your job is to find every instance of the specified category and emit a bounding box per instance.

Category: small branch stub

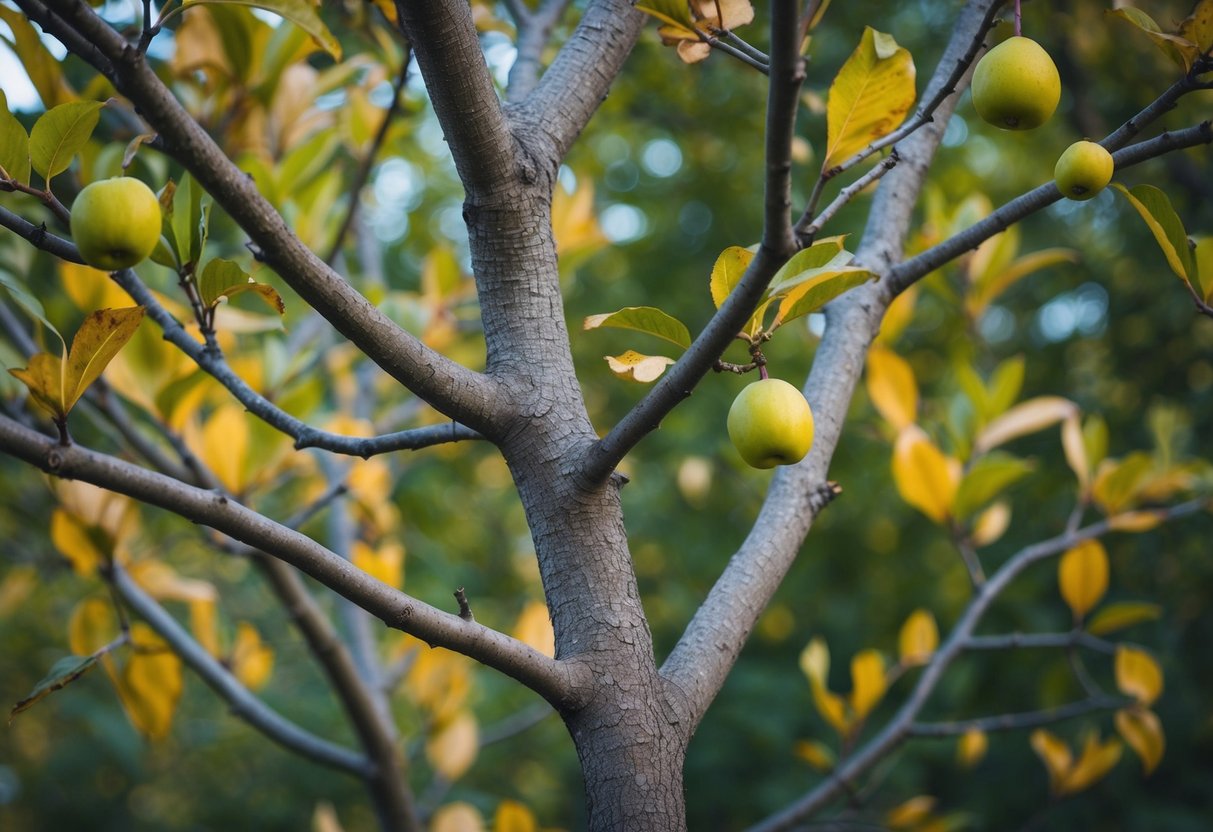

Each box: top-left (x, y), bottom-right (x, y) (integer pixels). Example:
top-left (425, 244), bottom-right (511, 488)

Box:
top-left (454, 587), bottom-right (474, 622)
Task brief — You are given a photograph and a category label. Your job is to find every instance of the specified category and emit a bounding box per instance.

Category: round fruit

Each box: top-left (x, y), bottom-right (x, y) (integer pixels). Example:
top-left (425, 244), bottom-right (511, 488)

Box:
top-left (70, 177), bottom-right (162, 271)
top-left (971, 36), bottom-right (1061, 131)
top-left (727, 378), bottom-right (815, 469)
top-left (1054, 140), bottom-right (1114, 200)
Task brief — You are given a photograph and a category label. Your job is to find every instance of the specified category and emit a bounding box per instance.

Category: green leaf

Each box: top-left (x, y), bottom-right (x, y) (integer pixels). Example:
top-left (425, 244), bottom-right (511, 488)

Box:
top-left (772, 268), bottom-right (876, 327)
top-left (584, 306), bottom-right (692, 350)
top-left (1112, 184), bottom-right (1195, 285)
top-left (0, 90), bottom-right (31, 186)
top-left (29, 100), bottom-right (104, 183)
top-left (1108, 8), bottom-right (1199, 71)
top-left (0, 270), bottom-right (64, 349)
top-left (1087, 602), bottom-right (1163, 636)
top-left (953, 452), bottom-right (1035, 519)
top-left (182, 0), bottom-right (342, 59)
top-left (198, 259), bottom-right (285, 315)
top-left (9, 654), bottom-right (99, 722)
top-left (709, 246), bottom-right (755, 309)
top-left (986, 355), bottom-right (1026, 420)
top-left (1194, 237), bottom-right (1212, 304)
top-left (768, 237), bottom-right (849, 292)
top-left (824, 27), bottom-right (916, 169)
top-left (170, 174), bottom-right (211, 270)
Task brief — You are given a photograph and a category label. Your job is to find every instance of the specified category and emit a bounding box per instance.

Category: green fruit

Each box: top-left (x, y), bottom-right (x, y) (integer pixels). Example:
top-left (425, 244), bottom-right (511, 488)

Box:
top-left (1054, 140), bottom-right (1114, 200)
top-left (70, 177), bottom-right (162, 271)
top-left (727, 378), bottom-right (815, 469)
top-left (971, 36), bottom-right (1060, 131)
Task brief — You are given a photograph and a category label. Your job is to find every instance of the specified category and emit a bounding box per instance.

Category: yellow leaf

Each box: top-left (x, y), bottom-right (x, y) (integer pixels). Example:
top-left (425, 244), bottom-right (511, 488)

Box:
top-left (866, 346), bottom-right (918, 431)
top-left (898, 609), bottom-right (938, 667)
top-left (63, 307), bottom-right (146, 413)
top-left (191, 599), bottom-right (220, 657)
top-left (799, 636), bottom-right (830, 687)
top-left (1087, 602), bottom-right (1162, 637)
top-left (430, 802), bottom-right (485, 832)
top-left (966, 248), bottom-right (1078, 320)
top-left (128, 560), bottom-right (217, 604)
top-left (1115, 707), bottom-right (1165, 776)
top-left (849, 649), bottom-right (886, 721)
top-left (0, 564), bottom-right (36, 618)
top-left (1116, 645), bottom-right (1163, 706)
top-left (1107, 510), bottom-right (1165, 533)
top-left (825, 27), bottom-right (916, 168)
top-left (352, 540), bottom-right (405, 589)
top-left (312, 801), bottom-right (346, 832)
top-left (892, 426), bottom-right (961, 523)
top-left (604, 351), bottom-right (676, 383)
top-left (1061, 412), bottom-right (1089, 493)
top-left (493, 800), bottom-right (537, 832)
top-left (60, 261), bottom-right (135, 312)
top-left (709, 245), bottom-right (756, 309)
top-left (51, 509), bottom-right (105, 576)
top-left (426, 710), bottom-right (479, 781)
top-left (196, 404), bottom-right (251, 493)
top-left (68, 597), bottom-right (119, 656)
top-left (793, 738), bottom-right (835, 771)
top-left (552, 176), bottom-right (607, 267)
top-left (231, 621), bottom-right (274, 691)
top-left (117, 622), bottom-right (183, 740)
top-left (406, 642), bottom-right (472, 723)
top-left (811, 680), bottom-right (850, 736)
top-left (885, 795), bottom-right (936, 829)
top-left (1059, 733), bottom-right (1122, 795)
top-left (10, 353), bottom-right (68, 419)
top-left (971, 500), bottom-right (1011, 547)
top-left (1029, 728), bottom-right (1073, 794)
top-left (875, 283), bottom-right (918, 344)
top-left (511, 602), bottom-right (555, 659)
top-left (1058, 539), bottom-right (1108, 619)
top-left (973, 396), bottom-right (1077, 454)
top-left (957, 727), bottom-right (988, 769)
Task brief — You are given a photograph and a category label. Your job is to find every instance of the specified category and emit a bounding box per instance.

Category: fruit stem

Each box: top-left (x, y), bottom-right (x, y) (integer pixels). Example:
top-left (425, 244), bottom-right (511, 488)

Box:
top-left (1014, 0), bottom-right (1021, 37)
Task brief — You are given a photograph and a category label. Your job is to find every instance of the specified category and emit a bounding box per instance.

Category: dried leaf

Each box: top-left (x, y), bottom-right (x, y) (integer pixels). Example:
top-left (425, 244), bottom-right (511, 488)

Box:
top-left (603, 351), bottom-right (676, 383)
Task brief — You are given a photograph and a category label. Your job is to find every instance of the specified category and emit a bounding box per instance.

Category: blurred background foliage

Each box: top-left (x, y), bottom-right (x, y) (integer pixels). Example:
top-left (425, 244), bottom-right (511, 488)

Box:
top-left (0, 0), bottom-right (1211, 830)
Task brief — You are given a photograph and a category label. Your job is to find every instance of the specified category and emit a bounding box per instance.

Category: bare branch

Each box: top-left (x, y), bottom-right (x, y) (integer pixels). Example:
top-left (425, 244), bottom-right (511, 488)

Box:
top-left (908, 695), bottom-right (1127, 738)
top-left (0, 414), bottom-right (589, 710)
top-left (20, 0), bottom-right (506, 436)
top-left (506, 0), bottom-right (575, 101)
top-left (963, 630), bottom-right (1116, 653)
top-left (107, 564), bottom-right (374, 777)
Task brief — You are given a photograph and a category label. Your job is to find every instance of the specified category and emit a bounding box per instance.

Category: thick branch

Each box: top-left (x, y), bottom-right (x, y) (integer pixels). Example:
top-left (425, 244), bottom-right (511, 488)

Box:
top-left (22, 0), bottom-right (506, 437)
top-left (109, 564), bottom-right (373, 777)
top-left (506, 0), bottom-right (574, 102)
top-left (0, 415), bottom-right (587, 710)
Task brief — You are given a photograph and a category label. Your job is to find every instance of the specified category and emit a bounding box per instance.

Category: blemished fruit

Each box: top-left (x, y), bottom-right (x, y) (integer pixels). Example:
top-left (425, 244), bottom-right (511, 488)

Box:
top-left (70, 177), bottom-right (162, 271)
top-left (971, 36), bottom-right (1061, 131)
top-left (727, 378), bottom-right (815, 469)
top-left (1054, 140), bottom-right (1114, 200)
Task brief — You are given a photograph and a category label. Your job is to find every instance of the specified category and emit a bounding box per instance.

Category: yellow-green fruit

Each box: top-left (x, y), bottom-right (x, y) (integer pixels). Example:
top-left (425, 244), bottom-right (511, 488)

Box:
top-left (70, 177), bottom-right (162, 271)
top-left (1054, 140), bottom-right (1114, 200)
top-left (971, 36), bottom-right (1061, 131)
top-left (727, 378), bottom-right (815, 469)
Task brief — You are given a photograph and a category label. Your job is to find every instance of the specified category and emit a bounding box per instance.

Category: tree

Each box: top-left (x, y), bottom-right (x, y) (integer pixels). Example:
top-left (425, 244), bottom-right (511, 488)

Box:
top-left (0, 0), bottom-right (1211, 830)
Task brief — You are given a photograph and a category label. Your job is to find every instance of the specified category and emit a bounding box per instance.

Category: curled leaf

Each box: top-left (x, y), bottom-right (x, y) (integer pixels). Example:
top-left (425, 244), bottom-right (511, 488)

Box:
top-left (603, 351), bottom-right (676, 383)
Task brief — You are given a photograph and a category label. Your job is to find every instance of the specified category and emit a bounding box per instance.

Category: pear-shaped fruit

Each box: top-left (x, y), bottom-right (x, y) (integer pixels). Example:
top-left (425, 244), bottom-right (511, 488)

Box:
top-left (727, 378), bottom-right (815, 469)
top-left (70, 177), bottom-right (162, 271)
top-left (1054, 140), bottom-right (1114, 201)
top-left (971, 36), bottom-right (1060, 131)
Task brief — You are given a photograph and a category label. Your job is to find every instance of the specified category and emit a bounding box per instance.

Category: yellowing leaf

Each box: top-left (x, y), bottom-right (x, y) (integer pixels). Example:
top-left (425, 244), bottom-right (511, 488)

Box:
top-left (181, 0), bottom-right (342, 59)
top-left (1111, 184), bottom-right (1195, 285)
top-left (603, 351), bottom-right (676, 383)
top-left (191, 599), bottom-right (220, 657)
top-left (68, 597), bottom-right (119, 657)
top-left (197, 404), bottom-right (250, 493)
top-left (973, 396), bottom-right (1077, 455)
top-left (552, 176), bottom-right (607, 268)
top-left (952, 453), bottom-right (1035, 520)
top-left (849, 649), bottom-right (886, 721)
top-left (825, 27), bottom-right (916, 169)
top-left (793, 738), bottom-right (835, 771)
top-left (799, 637), bottom-right (830, 687)
top-left (866, 346), bottom-right (918, 431)
top-left (198, 259), bottom-right (285, 315)
top-left (957, 728), bottom-right (988, 769)
top-left (584, 306), bottom-right (691, 349)
top-left (1058, 539), bottom-right (1108, 620)
top-left (1062, 413), bottom-right (1089, 493)
top-left (898, 609), bottom-right (938, 667)
top-left (51, 509), bottom-right (105, 576)
top-left (426, 710), bottom-right (479, 781)
top-left (1030, 729), bottom-right (1073, 793)
top-left (885, 795), bottom-right (936, 829)
top-left (1108, 7), bottom-right (1199, 71)
top-left (117, 623), bottom-right (183, 741)
top-left (971, 500), bottom-right (1011, 547)
top-left (811, 679), bottom-right (850, 736)
top-left (642, 0), bottom-right (755, 64)
top-left (512, 602), bottom-right (555, 659)
top-left (876, 283), bottom-right (918, 344)
top-left (892, 426), bottom-right (961, 523)
top-left (59, 262), bottom-right (134, 313)
top-left (709, 245), bottom-right (756, 309)
top-left (493, 800), bottom-right (537, 832)
top-left (430, 803), bottom-right (485, 832)
top-left (129, 560), bottom-right (218, 604)
top-left (1115, 707), bottom-right (1165, 776)
top-left (772, 268), bottom-right (876, 328)
top-left (1091, 453), bottom-right (1153, 516)
top-left (1060, 733), bottom-right (1122, 795)
top-left (230, 621), bottom-right (274, 691)
top-left (1116, 645), bottom-right (1163, 706)
top-left (352, 540), bottom-right (405, 588)
top-left (966, 248), bottom-right (1078, 320)
top-left (1087, 602), bottom-right (1162, 637)
top-left (1107, 510), bottom-right (1166, 533)
top-left (1179, 0), bottom-right (1213, 53)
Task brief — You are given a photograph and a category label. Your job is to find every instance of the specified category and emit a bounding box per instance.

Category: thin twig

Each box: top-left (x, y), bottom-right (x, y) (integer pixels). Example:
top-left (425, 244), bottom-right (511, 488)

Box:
top-left (908, 694), bottom-right (1126, 737)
